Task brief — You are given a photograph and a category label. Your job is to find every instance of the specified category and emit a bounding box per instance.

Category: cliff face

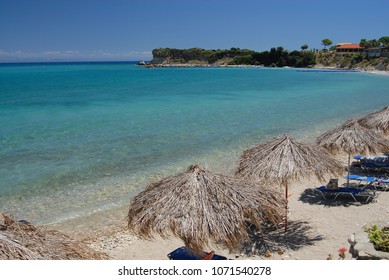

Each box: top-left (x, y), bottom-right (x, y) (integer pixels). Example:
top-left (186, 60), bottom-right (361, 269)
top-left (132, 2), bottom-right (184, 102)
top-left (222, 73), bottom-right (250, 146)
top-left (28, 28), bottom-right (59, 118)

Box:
top-left (315, 52), bottom-right (389, 71)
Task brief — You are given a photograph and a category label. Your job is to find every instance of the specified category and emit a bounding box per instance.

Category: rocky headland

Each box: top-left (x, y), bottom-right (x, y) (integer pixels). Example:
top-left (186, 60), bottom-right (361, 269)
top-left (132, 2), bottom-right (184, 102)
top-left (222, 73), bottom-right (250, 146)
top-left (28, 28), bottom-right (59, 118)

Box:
top-left (143, 47), bottom-right (389, 72)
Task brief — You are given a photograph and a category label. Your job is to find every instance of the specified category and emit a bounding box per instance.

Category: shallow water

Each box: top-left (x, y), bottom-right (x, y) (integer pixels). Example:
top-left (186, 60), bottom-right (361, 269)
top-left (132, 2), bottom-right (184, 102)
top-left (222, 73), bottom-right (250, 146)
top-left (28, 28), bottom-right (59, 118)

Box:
top-left (1, 63), bottom-right (389, 226)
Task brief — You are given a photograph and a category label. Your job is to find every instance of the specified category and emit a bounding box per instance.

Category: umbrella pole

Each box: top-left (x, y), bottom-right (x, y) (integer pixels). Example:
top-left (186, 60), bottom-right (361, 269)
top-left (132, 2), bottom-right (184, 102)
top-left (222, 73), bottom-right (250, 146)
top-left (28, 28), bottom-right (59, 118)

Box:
top-left (347, 153), bottom-right (351, 187)
top-left (284, 181), bottom-right (288, 232)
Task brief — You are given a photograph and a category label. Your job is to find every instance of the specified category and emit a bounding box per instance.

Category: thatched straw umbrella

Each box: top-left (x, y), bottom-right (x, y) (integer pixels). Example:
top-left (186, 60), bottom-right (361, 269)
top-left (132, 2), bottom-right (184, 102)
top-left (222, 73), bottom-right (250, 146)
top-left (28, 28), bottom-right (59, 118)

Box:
top-left (236, 135), bottom-right (344, 230)
top-left (316, 119), bottom-right (389, 185)
top-left (0, 212), bottom-right (108, 260)
top-left (358, 106), bottom-right (389, 135)
top-left (127, 164), bottom-right (284, 255)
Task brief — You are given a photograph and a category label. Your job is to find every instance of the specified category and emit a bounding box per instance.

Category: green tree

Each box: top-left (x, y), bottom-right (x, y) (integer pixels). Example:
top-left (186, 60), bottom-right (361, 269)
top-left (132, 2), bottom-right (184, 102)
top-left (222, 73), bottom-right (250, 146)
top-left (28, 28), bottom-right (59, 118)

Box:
top-left (360, 38), bottom-right (367, 48)
top-left (301, 44), bottom-right (309, 51)
top-left (321, 38), bottom-right (333, 49)
top-left (379, 36), bottom-right (389, 47)
top-left (365, 39), bottom-right (380, 48)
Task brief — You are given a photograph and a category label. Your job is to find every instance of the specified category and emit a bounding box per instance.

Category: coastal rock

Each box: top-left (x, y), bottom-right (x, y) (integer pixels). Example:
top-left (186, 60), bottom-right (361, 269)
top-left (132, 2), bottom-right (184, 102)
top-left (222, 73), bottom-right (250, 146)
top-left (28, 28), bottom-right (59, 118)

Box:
top-left (137, 61), bottom-right (146, 66)
top-left (348, 225), bottom-right (389, 260)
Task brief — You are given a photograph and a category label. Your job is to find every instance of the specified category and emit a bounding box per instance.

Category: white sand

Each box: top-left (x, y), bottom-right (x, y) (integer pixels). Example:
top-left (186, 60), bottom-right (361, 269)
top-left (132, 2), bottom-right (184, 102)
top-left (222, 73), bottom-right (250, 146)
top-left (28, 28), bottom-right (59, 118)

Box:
top-left (80, 154), bottom-right (389, 260)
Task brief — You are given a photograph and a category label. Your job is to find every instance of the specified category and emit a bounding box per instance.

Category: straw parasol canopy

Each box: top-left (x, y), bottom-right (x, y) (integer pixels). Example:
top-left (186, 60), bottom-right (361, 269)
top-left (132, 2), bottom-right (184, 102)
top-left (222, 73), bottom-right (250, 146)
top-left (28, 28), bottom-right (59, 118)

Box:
top-left (316, 119), bottom-right (389, 156)
top-left (236, 134), bottom-right (344, 185)
top-left (358, 106), bottom-right (389, 135)
top-left (316, 119), bottom-right (389, 185)
top-left (0, 212), bottom-right (108, 260)
top-left (127, 164), bottom-right (284, 254)
top-left (236, 134), bottom-right (344, 230)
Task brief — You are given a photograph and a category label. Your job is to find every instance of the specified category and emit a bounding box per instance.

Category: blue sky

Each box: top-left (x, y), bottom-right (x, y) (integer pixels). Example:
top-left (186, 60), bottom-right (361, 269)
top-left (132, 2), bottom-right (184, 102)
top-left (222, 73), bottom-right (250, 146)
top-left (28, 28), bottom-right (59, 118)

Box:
top-left (1, 0), bottom-right (388, 62)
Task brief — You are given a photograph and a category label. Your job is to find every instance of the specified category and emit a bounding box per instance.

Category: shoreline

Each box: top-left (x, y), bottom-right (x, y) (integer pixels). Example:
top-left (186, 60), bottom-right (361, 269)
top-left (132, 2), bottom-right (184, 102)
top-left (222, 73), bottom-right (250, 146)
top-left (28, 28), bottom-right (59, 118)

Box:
top-left (142, 62), bottom-right (389, 76)
top-left (41, 121), bottom-right (343, 236)
top-left (2, 115), bottom-right (347, 230)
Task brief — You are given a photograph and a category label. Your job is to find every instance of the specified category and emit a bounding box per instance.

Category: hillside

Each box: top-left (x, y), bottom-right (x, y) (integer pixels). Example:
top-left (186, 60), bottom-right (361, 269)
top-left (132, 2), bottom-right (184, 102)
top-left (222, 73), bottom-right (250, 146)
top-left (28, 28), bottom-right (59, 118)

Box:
top-left (148, 47), bottom-right (389, 71)
top-left (150, 47), bottom-right (316, 68)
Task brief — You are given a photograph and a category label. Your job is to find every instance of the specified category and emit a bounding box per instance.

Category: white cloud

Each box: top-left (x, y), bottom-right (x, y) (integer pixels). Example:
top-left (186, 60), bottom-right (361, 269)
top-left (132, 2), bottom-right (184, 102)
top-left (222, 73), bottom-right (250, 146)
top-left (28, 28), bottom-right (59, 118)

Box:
top-left (43, 50), bottom-right (80, 56)
top-left (44, 51), bottom-right (61, 55)
top-left (64, 50), bottom-right (80, 55)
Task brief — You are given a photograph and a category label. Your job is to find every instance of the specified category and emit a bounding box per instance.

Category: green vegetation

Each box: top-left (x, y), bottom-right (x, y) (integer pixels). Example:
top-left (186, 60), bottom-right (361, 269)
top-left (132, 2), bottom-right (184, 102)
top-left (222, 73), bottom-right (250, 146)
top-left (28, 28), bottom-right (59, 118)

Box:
top-left (321, 38), bottom-right (333, 49)
top-left (364, 224), bottom-right (389, 252)
top-left (152, 47), bottom-right (316, 68)
top-left (301, 44), bottom-right (309, 51)
top-left (360, 36), bottom-right (389, 48)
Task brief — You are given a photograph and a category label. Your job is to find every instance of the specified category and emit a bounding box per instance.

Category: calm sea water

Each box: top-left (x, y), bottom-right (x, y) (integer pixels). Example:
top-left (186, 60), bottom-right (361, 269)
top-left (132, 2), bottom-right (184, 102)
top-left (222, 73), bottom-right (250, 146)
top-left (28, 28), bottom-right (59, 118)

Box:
top-left (1, 62), bottom-right (389, 225)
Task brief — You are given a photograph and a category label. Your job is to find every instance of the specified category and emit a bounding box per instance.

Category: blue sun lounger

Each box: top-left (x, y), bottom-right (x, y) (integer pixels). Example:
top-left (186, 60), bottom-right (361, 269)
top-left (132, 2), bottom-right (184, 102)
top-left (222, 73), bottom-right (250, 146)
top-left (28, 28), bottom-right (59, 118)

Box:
top-left (353, 155), bottom-right (389, 172)
top-left (167, 247), bottom-right (227, 260)
top-left (343, 175), bottom-right (389, 191)
top-left (316, 176), bottom-right (378, 203)
top-left (316, 185), bottom-right (377, 203)
top-left (344, 175), bottom-right (379, 187)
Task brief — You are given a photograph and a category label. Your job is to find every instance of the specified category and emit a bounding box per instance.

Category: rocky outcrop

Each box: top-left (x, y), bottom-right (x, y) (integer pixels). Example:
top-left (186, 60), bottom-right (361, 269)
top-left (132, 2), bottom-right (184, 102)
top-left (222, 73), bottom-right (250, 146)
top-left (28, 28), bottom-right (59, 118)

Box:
top-left (151, 48), bottom-right (209, 65)
top-left (146, 47), bottom-right (389, 71)
top-left (315, 52), bottom-right (389, 71)
top-left (348, 226), bottom-right (389, 260)
top-left (149, 48), bottom-right (257, 66)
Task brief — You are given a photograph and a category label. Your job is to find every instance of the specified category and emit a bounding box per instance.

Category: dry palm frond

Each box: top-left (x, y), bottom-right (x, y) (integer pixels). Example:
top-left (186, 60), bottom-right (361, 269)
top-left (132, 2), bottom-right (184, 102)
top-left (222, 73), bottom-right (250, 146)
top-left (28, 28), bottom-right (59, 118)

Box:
top-left (0, 212), bottom-right (108, 260)
top-left (358, 106), bottom-right (389, 135)
top-left (316, 119), bottom-right (389, 155)
top-left (236, 135), bottom-right (344, 185)
top-left (127, 164), bottom-right (284, 254)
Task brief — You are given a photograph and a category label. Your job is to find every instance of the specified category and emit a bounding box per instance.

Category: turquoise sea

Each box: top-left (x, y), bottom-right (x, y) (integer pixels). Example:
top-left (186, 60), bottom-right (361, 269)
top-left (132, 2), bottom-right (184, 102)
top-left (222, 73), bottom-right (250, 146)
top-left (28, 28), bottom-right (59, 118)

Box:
top-left (1, 62), bottom-right (389, 227)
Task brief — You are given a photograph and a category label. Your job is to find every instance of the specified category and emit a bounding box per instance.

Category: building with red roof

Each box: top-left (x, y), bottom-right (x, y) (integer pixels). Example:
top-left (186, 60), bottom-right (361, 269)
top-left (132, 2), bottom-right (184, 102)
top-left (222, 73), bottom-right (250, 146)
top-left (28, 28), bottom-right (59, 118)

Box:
top-left (336, 43), bottom-right (363, 53)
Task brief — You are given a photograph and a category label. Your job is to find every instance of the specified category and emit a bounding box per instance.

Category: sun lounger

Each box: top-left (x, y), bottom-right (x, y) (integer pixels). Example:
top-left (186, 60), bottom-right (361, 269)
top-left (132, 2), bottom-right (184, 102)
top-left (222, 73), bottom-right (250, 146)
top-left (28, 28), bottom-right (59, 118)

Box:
top-left (344, 174), bottom-right (378, 183)
top-left (316, 186), bottom-right (377, 203)
top-left (167, 246), bottom-right (227, 260)
top-left (316, 178), bottom-right (378, 203)
top-left (343, 175), bottom-right (378, 189)
top-left (353, 155), bottom-right (389, 172)
top-left (344, 174), bottom-right (389, 191)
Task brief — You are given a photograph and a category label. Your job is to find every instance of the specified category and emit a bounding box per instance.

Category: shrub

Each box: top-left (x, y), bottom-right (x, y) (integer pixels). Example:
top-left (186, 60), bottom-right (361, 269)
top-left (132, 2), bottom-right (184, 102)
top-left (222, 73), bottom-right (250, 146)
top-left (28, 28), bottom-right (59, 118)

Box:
top-left (364, 224), bottom-right (389, 252)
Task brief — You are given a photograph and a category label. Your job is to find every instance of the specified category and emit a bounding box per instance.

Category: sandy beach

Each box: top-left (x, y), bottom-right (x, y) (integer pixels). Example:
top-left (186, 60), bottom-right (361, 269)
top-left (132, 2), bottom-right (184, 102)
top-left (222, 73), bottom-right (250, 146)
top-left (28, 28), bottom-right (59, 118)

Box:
top-left (46, 153), bottom-right (388, 261)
